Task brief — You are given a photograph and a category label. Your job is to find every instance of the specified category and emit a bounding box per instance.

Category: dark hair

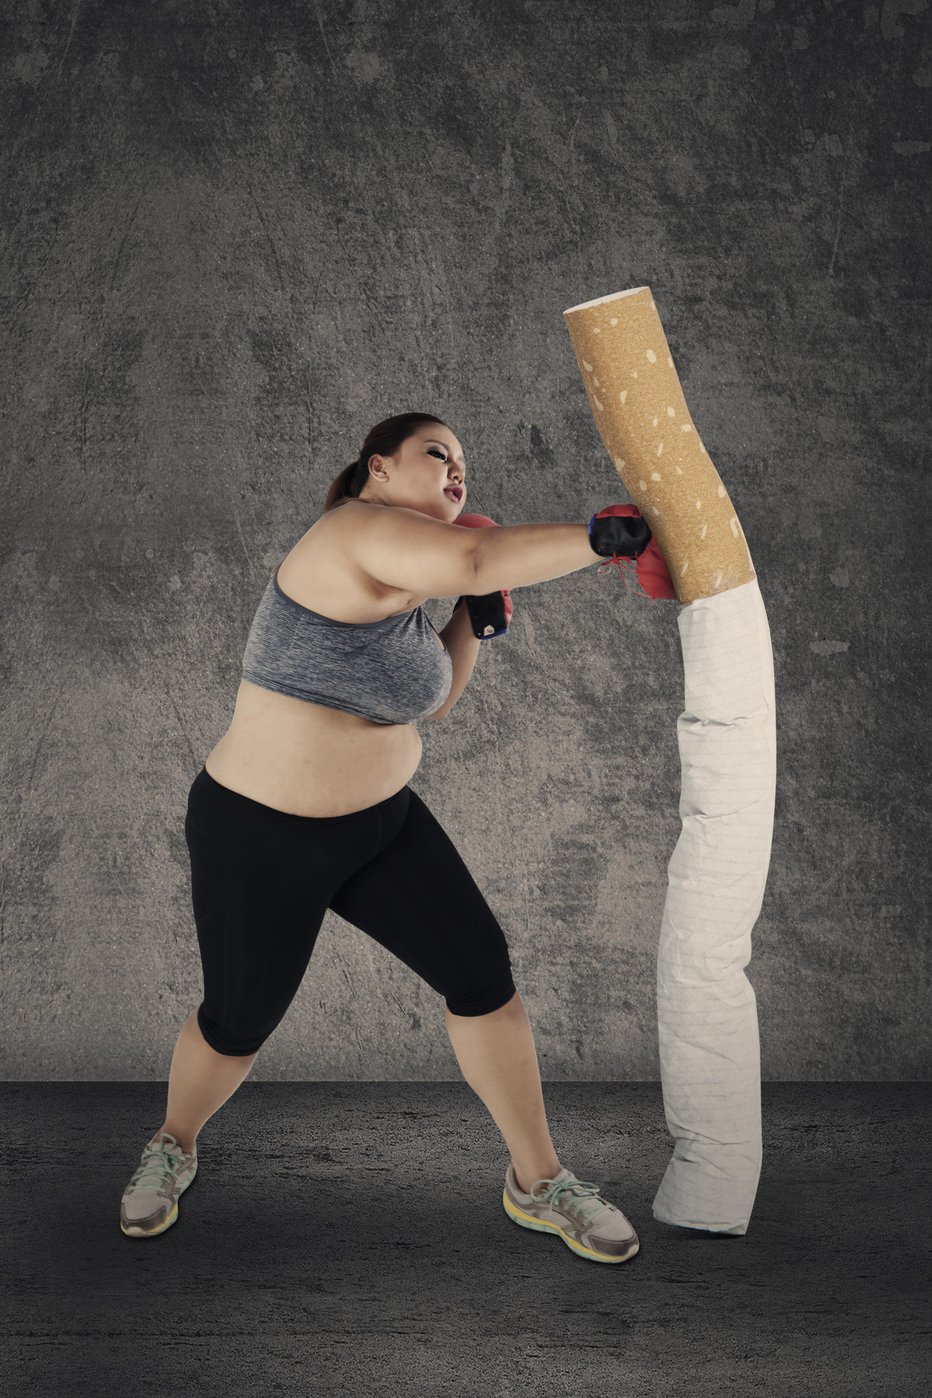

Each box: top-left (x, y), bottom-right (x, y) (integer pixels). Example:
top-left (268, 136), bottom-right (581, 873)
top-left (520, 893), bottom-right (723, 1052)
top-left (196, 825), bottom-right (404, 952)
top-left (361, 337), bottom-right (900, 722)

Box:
top-left (322, 412), bottom-right (450, 513)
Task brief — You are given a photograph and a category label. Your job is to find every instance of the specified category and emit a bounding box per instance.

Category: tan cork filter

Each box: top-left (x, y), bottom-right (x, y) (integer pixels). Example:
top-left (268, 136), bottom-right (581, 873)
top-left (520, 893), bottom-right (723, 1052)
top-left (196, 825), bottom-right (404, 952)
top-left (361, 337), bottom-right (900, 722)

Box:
top-left (563, 287), bottom-right (756, 605)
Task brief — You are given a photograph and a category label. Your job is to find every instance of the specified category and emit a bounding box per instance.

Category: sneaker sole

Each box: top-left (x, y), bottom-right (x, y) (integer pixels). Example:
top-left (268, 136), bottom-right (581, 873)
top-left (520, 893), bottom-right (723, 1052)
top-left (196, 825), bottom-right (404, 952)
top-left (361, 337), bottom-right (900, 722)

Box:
top-left (120, 1167), bottom-right (197, 1238)
top-left (502, 1188), bottom-right (639, 1264)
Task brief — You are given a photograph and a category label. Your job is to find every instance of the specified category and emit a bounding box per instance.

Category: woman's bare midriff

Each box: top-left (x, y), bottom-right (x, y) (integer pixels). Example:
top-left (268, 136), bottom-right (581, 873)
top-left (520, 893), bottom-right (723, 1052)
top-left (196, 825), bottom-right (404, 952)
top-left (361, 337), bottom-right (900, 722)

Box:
top-left (203, 500), bottom-right (440, 818)
top-left (204, 695), bottom-right (424, 818)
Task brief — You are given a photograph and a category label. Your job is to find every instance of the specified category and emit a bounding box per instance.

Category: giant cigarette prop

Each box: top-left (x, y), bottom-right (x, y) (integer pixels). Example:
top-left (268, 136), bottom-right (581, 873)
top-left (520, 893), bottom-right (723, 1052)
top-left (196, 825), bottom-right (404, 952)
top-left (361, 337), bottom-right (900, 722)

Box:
top-left (563, 287), bottom-right (777, 1234)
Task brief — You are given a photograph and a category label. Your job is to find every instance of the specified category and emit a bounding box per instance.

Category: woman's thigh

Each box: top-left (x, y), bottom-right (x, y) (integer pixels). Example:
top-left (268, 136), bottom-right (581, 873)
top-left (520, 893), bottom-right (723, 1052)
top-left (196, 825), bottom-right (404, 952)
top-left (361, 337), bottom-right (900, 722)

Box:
top-left (184, 768), bottom-right (404, 1055)
top-left (184, 820), bottom-right (336, 1055)
top-left (328, 786), bottom-right (517, 1016)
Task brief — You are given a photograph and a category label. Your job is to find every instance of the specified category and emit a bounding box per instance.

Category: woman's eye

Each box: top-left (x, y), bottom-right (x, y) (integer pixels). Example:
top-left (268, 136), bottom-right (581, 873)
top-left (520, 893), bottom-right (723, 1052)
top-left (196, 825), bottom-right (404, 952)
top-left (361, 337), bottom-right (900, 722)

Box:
top-left (427, 448), bottom-right (446, 461)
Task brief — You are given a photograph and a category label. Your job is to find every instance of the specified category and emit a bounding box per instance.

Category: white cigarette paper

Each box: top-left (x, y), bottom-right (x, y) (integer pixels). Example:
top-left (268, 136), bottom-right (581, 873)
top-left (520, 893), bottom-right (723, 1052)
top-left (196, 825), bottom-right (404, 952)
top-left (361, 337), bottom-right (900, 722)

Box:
top-left (652, 578), bottom-right (777, 1234)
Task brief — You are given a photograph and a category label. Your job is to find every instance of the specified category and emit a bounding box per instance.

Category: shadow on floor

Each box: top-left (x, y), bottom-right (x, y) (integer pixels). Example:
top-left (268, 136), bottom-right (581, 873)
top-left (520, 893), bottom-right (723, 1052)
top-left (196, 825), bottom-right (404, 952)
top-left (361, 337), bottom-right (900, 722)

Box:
top-left (2, 1081), bottom-right (928, 1397)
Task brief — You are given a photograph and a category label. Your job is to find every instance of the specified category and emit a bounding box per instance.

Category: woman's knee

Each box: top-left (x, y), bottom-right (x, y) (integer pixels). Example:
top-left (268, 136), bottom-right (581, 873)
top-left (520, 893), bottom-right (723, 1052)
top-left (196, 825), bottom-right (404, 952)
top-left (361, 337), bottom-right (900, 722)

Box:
top-left (196, 1003), bottom-right (272, 1057)
top-left (444, 967), bottom-right (517, 1018)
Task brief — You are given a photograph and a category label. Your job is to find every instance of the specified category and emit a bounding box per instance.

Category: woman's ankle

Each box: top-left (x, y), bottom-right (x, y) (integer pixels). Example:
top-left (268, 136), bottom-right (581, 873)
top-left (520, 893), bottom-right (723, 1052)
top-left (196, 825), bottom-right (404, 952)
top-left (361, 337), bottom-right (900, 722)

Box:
top-left (155, 1124), bottom-right (197, 1153)
top-left (514, 1159), bottom-right (562, 1194)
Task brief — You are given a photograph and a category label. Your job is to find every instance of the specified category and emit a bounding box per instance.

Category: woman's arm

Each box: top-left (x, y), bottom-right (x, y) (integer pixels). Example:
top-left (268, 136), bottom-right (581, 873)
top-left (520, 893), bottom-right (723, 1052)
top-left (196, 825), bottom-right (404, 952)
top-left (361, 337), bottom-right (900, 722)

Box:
top-left (474, 521), bottom-right (598, 592)
top-left (428, 599), bottom-right (480, 720)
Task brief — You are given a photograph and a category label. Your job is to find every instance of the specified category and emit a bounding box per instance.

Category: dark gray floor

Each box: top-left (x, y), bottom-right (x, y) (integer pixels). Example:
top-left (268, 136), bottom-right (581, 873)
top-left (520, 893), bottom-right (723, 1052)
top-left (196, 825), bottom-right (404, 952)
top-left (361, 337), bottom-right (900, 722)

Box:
top-left (2, 1082), bottom-right (928, 1396)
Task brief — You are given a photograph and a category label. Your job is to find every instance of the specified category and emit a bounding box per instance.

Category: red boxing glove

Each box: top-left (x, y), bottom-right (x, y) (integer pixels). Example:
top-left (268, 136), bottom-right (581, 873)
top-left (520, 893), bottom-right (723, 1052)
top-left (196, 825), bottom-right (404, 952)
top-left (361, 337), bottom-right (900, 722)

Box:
top-left (591, 503), bottom-right (677, 601)
top-left (452, 512), bottom-right (513, 638)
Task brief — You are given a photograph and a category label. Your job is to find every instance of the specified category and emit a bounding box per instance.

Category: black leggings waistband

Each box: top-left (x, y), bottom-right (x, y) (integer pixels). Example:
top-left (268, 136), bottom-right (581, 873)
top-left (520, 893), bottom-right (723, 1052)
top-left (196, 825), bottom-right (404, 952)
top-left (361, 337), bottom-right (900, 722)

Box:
top-left (192, 765), bottom-right (410, 825)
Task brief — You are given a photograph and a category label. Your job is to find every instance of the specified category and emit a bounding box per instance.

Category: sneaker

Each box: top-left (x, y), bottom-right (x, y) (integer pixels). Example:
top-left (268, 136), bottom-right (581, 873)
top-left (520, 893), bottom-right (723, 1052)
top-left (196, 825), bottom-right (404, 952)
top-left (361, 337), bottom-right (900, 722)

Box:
top-left (120, 1130), bottom-right (198, 1238)
top-left (502, 1163), bottom-right (639, 1264)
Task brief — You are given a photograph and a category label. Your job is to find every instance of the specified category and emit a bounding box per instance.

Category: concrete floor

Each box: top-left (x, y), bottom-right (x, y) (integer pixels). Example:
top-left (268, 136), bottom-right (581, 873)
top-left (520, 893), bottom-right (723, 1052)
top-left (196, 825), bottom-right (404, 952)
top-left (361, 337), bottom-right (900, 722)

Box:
top-left (2, 1082), bottom-right (928, 1396)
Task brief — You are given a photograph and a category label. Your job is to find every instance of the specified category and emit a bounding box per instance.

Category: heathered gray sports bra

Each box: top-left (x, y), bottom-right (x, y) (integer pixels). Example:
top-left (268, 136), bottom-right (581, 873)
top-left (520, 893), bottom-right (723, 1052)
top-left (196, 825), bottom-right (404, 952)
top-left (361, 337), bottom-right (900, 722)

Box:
top-left (241, 564), bottom-right (453, 725)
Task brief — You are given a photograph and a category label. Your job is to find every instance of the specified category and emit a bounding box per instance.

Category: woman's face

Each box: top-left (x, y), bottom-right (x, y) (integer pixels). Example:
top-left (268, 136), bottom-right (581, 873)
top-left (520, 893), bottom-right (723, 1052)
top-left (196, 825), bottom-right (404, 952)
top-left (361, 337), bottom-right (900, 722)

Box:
top-left (359, 426), bottom-right (468, 520)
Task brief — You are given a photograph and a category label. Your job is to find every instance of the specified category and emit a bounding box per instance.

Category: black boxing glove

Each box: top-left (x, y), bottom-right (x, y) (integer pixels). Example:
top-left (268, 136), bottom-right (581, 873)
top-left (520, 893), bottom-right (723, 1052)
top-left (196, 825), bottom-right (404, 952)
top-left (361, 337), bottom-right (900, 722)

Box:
top-left (587, 504), bottom-right (653, 559)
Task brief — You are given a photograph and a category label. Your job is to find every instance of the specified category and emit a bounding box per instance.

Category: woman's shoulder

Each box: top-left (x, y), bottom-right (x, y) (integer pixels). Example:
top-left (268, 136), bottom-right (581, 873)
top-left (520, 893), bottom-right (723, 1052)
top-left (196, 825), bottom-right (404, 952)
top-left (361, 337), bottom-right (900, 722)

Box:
top-left (287, 501), bottom-right (417, 616)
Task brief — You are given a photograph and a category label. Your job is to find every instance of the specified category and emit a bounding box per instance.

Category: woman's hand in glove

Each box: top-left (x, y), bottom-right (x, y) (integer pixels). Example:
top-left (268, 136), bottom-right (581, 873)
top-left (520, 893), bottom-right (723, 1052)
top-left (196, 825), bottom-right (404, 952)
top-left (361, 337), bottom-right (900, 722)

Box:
top-left (452, 512), bottom-right (513, 639)
top-left (589, 504), bottom-right (677, 600)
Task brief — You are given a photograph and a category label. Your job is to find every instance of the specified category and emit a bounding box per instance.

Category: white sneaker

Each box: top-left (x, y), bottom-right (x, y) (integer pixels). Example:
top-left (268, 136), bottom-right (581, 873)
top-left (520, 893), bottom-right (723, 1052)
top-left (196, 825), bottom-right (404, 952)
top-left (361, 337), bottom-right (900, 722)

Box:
top-left (120, 1131), bottom-right (198, 1237)
top-left (502, 1163), bottom-right (639, 1263)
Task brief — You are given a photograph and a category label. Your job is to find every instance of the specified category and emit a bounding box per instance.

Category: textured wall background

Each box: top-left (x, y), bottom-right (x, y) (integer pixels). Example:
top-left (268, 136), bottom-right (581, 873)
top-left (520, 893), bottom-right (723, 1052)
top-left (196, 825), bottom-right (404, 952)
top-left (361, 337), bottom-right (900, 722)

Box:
top-left (1, 0), bottom-right (928, 1080)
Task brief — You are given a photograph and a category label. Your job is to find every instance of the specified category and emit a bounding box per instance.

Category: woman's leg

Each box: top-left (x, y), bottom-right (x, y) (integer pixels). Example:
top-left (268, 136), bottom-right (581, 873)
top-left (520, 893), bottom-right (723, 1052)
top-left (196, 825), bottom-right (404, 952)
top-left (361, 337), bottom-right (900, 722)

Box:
top-left (155, 1009), bottom-right (258, 1153)
top-left (172, 768), bottom-right (393, 1154)
top-left (444, 991), bottom-right (562, 1193)
top-left (328, 786), bottom-right (563, 1191)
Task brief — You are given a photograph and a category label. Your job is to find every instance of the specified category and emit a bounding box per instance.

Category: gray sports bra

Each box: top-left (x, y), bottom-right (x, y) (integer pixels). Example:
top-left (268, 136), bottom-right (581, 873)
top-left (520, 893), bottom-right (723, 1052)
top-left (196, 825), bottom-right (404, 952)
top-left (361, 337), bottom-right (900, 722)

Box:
top-left (241, 565), bottom-right (453, 725)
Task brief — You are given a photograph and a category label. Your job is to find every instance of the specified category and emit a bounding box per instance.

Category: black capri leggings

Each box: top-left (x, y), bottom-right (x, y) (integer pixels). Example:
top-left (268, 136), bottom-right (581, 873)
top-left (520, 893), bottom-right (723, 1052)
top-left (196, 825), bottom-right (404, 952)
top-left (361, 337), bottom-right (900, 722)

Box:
top-left (184, 767), bottom-right (518, 1056)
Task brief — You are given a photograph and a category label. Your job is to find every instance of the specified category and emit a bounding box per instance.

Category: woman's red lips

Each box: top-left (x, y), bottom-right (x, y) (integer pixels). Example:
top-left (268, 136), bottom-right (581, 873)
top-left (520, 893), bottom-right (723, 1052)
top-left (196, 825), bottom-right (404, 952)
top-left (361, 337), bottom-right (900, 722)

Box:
top-left (444, 487), bottom-right (462, 502)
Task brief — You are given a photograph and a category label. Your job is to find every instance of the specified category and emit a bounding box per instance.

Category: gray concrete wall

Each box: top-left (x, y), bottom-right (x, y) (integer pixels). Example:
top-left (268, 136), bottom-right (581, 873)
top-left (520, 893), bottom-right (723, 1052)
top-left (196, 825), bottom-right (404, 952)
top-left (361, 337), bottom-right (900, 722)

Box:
top-left (1, 0), bottom-right (928, 1080)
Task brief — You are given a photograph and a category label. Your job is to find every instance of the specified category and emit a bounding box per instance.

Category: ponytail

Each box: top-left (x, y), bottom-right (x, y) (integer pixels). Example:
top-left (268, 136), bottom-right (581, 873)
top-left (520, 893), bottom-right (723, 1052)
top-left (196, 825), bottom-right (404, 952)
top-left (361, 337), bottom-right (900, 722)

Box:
top-left (322, 459), bottom-right (365, 513)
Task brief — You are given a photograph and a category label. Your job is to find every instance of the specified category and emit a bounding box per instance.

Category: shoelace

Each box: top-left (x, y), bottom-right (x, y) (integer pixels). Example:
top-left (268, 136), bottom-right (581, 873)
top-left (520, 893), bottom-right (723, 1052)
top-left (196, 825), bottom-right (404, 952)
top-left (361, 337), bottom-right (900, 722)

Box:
top-left (595, 535), bottom-right (678, 602)
top-left (530, 1174), bottom-right (607, 1223)
top-left (126, 1140), bottom-right (188, 1194)
top-left (596, 552), bottom-right (636, 581)
top-left (596, 552), bottom-right (650, 597)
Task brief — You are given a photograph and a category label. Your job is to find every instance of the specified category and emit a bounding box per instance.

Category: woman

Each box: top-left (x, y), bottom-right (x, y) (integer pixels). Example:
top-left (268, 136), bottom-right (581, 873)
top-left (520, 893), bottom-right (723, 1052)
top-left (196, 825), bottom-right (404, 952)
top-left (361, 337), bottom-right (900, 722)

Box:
top-left (119, 412), bottom-right (640, 1264)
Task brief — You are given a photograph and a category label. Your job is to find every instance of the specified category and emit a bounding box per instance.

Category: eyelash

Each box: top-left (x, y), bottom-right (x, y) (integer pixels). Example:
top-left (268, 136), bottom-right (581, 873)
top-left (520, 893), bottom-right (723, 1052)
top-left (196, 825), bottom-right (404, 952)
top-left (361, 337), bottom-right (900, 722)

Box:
top-left (427, 447), bottom-right (465, 484)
